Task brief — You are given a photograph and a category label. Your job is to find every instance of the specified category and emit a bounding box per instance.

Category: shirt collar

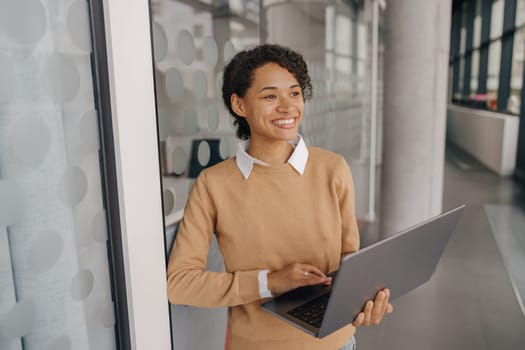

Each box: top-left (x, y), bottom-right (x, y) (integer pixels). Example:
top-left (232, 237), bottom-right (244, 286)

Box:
top-left (235, 135), bottom-right (309, 180)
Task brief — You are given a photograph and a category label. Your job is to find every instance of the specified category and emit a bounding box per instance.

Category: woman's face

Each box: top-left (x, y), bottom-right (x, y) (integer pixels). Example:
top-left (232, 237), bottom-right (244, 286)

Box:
top-left (232, 62), bottom-right (304, 143)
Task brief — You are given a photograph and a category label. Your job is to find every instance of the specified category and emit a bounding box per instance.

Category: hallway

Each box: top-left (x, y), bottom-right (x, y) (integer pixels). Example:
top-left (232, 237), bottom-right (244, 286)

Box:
top-left (357, 144), bottom-right (525, 350)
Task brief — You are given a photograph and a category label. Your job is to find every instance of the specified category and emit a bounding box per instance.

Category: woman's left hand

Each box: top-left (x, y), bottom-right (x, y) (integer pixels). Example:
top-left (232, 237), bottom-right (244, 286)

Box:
top-left (352, 288), bottom-right (393, 327)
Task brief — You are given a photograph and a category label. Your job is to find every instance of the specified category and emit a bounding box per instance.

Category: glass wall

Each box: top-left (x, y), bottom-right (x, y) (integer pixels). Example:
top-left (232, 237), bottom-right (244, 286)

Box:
top-left (150, 0), bottom-right (382, 349)
top-left (0, 1), bottom-right (117, 349)
top-left (450, 0), bottom-right (525, 114)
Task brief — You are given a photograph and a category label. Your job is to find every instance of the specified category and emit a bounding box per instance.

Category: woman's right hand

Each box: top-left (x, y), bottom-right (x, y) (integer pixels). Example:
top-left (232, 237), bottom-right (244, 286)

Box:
top-left (267, 263), bottom-right (332, 296)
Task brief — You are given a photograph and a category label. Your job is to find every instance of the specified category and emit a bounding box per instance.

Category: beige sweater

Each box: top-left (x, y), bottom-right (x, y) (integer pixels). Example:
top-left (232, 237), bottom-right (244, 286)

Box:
top-left (167, 147), bottom-right (360, 350)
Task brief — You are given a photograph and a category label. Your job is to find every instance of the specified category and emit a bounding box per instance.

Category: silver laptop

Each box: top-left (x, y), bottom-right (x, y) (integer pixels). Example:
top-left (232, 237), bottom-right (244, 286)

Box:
top-left (261, 205), bottom-right (465, 338)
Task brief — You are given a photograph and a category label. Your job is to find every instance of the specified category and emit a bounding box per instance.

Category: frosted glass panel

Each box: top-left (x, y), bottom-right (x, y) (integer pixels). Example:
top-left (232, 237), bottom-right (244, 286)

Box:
top-left (0, 1), bottom-right (117, 350)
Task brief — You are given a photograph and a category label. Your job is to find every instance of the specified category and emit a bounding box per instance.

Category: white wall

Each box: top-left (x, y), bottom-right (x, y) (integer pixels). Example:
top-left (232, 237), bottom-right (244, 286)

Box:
top-left (447, 104), bottom-right (520, 176)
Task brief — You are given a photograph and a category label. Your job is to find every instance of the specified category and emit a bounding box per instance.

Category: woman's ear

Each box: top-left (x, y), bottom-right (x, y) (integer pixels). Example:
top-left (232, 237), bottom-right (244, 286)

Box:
top-left (231, 93), bottom-right (246, 118)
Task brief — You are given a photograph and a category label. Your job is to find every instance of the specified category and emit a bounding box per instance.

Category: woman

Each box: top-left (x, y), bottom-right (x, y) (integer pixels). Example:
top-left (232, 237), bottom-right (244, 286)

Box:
top-left (167, 44), bottom-right (392, 350)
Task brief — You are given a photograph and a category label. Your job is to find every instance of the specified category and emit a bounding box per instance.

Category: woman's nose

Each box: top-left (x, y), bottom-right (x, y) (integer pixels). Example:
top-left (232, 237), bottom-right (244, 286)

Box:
top-left (276, 98), bottom-right (292, 113)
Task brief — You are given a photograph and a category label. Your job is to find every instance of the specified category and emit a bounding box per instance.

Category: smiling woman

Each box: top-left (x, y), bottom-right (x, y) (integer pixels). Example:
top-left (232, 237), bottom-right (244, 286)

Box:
top-left (166, 44), bottom-right (392, 350)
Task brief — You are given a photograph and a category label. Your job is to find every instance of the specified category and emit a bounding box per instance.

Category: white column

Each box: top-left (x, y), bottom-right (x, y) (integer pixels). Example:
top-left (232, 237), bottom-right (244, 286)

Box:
top-left (102, 0), bottom-right (171, 348)
top-left (380, 0), bottom-right (452, 234)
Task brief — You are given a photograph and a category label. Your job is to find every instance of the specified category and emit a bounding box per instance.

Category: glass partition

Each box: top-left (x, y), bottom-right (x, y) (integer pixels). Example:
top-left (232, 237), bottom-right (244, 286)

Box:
top-left (0, 1), bottom-right (117, 349)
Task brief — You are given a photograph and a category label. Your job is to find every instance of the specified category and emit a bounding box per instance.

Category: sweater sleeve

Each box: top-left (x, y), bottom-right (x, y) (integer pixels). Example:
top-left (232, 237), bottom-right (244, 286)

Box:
top-left (336, 157), bottom-right (360, 256)
top-left (166, 171), bottom-right (261, 307)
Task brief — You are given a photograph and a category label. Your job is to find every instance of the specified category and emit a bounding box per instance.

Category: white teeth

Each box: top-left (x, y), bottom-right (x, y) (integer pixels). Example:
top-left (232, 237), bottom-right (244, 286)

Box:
top-left (273, 118), bottom-right (294, 126)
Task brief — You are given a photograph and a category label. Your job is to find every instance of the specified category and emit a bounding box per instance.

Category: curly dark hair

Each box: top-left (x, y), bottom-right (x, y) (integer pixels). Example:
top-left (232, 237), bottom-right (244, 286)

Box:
top-left (222, 44), bottom-right (313, 140)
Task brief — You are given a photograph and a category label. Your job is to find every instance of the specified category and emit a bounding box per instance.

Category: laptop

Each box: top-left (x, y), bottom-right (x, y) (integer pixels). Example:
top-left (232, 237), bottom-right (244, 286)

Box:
top-left (261, 204), bottom-right (465, 338)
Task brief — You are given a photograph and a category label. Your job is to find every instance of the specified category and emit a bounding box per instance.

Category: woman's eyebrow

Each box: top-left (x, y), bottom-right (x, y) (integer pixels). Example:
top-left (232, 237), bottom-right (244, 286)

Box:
top-left (257, 84), bottom-right (301, 93)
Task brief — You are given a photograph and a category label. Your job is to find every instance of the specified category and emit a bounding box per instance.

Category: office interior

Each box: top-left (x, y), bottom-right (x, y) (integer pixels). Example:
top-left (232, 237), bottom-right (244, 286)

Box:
top-left (0, 0), bottom-right (524, 349)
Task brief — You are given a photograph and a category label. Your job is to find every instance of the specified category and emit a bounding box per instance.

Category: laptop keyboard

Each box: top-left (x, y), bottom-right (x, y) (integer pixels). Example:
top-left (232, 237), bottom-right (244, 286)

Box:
top-left (287, 293), bottom-right (330, 328)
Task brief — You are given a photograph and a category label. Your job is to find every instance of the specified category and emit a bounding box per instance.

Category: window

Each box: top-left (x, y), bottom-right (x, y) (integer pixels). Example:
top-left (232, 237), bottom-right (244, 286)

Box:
top-left (450, 0), bottom-right (524, 114)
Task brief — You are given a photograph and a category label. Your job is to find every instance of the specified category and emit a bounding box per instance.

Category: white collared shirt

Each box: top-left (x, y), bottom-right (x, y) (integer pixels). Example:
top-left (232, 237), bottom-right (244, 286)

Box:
top-left (235, 135), bottom-right (309, 180)
top-left (235, 135), bottom-right (309, 298)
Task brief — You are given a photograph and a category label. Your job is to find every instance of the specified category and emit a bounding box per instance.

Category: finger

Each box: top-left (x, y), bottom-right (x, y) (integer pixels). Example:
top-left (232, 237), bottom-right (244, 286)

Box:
top-left (363, 300), bottom-right (373, 326)
top-left (386, 303), bottom-right (394, 314)
top-left (352, 312), bottom-right (365, 327)
top-left (302, 272), bottom-right (331, 286)
top-left (380, 289), bottom-right (391, 315)
top-left (371, 290), bottom-right (387, 323)
top-left (303, 265), bottom-right (327, 278)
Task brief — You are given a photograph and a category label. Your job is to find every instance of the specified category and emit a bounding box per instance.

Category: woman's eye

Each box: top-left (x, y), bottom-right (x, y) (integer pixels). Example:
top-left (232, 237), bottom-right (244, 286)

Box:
top-left (264, 95), bottom-right (276, 100)
top-left (291, 91), bottom-right (301, 97)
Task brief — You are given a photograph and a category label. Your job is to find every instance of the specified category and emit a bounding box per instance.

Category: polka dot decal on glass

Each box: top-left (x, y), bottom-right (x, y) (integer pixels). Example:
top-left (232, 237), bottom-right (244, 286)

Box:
top-left (29, 230), bottom-right (63, 271)
top-left (207, 106), bottom-right (219, 132)
top-left (176, 30), bottom-right (195, 65)
top-left (163, 188), bottom-right (175, 216)
top-left (3, 300), bottom-right (36, 338)
top-left (193, 70), bottom-right (208, 100)
top-left (172, 147), bottom-right (187, 175)
top-left (0, 179), bottom-right (26, 226)
top-left (79, 110), bottom-right (100, 152)
top-left (71, 269), bottom-right (94, 300)
top-left (152, 22), bottom-right (168, 63)
top-left (215, 71), bottom-right (223, 97)
top-left (165, 68), bottom-right (184, 102)
top-left (0, 53), bottom-right (16, 103)
top-left (223, 41), bottom-right (236, 63)
top-left (59, 166), bottom-right (88, 206)
top-left (157, 107), bottom-right (173, 142)
top-left (9, 117), bottom-right (51, 167)
top-left (45, 335), bottom-right (71, 350)
top-left (46, 53), bottom-right (81, 103)
top-left (219, 137), bottom-right (230, 159)
top-left (0, 0), bottom-right (47, 45)
top-left (197, 140), bottom-right (211, 166)
top-left (203, 36), bottom-right (218, 67)
top-left (91, 210), bottom-right (108, 242)
top-left (101, 302), bottom-right (115, 328)
top-left (67, 0), bottom-right (92, 52)
top-left (183, 107), bottom-right (199, 134)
